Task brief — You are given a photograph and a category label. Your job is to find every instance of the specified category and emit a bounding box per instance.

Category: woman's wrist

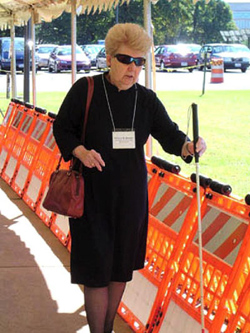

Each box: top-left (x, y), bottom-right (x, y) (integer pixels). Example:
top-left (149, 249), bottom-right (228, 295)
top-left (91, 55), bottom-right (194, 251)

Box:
top-left (186, 142), bottom-right (193, 155)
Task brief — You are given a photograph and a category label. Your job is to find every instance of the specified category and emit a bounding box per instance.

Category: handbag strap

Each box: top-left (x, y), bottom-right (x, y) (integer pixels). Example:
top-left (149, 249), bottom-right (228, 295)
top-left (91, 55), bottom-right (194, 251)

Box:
top-left (82, 76), bottom-right (94, 144)
top-left (56, 76), bottom-right (94, 170)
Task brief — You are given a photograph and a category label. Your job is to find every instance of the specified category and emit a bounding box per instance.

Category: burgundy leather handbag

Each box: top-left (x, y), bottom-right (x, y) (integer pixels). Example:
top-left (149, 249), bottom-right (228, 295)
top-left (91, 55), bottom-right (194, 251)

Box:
top-left (42, 76), bottom-right (94, 218)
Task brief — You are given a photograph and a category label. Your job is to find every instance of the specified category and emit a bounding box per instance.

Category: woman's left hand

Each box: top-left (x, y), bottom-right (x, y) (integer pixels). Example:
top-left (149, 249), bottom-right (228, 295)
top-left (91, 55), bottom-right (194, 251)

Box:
top-left (187, 137), bottom-right (207, 157)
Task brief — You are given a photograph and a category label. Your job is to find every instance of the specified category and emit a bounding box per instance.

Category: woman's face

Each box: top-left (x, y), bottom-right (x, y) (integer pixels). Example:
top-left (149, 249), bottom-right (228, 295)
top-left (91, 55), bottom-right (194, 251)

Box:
top-left (106, 45), bottom-right (145, 91)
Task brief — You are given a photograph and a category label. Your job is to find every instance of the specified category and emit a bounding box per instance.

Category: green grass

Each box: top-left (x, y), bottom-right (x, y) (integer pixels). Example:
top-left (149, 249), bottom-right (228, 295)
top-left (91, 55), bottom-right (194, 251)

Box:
top-left (1, 90), bottom-right (250, 198)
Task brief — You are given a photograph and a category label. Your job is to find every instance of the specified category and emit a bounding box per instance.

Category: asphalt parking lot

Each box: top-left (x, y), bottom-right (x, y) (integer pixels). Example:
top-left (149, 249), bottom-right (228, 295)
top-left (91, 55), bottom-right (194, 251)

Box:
top-left (0, 67), bottom-right (249, 96)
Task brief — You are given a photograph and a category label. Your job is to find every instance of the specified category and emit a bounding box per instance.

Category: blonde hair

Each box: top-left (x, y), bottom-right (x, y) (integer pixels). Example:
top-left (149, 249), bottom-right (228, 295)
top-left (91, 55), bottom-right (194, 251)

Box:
top-left (105, 23), bottom-right (152, 56)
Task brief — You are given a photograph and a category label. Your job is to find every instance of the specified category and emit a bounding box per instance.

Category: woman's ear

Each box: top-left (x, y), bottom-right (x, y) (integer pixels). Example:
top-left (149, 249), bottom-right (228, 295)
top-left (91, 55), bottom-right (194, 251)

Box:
top-left (106, 54), bottom-right (112, 67)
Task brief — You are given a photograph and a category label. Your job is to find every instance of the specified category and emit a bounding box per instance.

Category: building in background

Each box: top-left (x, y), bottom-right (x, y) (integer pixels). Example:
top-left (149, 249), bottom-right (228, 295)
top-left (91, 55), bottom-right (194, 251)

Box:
top-left (220, 1), bottom-right (250, 46)
top-left (227, 1), bottom-right (250, 29)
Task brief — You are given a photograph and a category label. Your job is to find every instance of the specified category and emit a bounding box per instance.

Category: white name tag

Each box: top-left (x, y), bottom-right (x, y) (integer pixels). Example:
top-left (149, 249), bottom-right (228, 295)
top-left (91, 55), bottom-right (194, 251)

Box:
top-left (112, 130), bottom-right (135, 149)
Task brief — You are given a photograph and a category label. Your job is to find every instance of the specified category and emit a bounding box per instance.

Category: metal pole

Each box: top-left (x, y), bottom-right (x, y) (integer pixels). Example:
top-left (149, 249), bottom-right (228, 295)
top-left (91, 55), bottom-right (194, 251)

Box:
top-left (202, 53), bottom-right (207, 95)
top-left (6, 72), bottom-right (10, 98)
top-left (143, 0), bottom-right (152, 90)
top-left (144, 0), bottom-right (153, 156)
top-left (192, 103), bottom-right (205, 333)
top-left (10, 17), bottom-right (17, 98)
top-left (24, 19), bottom-right (31, 103)
top-left (71, 0), bottom-right (77, 85)
top-left (31, 10), bottom-right (36, 106)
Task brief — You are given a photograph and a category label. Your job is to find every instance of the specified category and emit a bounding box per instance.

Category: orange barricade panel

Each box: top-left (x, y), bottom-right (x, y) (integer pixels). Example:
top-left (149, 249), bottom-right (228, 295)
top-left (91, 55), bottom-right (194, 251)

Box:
top-left (119, 162), bottom-right (200, 332)
top-left (0, 99), bottom-right (21, 148)
top-left (36, 154), bottom-right (69, 229)
top-left (1, 106), bottom-right (37, 184)
top-left (50, 213), bottom-right (70, 246)
top-left (119, 271), bottom-right (158, 332)
top-left (158, 300), bottom-right (209, 333)
top-left (193, 192), bottom-right (249, 266)
top-left (11, 113), bottom-right (50, 196)
top-left (0, 104), bottom-right (27, 175)
top-left (23, 125), bottom-right (59, 216)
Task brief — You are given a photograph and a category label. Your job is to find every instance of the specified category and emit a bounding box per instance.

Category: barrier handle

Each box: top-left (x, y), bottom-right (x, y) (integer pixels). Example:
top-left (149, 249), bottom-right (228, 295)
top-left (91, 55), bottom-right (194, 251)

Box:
top-left (192, 103), bottom-right (199, 163)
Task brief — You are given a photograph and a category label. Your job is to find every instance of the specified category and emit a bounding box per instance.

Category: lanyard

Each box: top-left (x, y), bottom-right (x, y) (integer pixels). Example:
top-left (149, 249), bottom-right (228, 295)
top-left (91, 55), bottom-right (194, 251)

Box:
top-left (102, 73), bottom-right (138, 131)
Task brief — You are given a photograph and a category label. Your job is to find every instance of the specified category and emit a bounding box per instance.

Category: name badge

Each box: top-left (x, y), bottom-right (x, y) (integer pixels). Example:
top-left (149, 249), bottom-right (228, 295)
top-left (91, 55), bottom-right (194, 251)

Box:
top-left (112, 130), bottom-right (135, 149)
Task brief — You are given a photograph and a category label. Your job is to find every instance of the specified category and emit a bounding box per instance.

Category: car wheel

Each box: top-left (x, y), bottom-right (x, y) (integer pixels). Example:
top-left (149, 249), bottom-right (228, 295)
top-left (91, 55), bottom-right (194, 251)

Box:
top-left (96, 61), bottom-right (101, 71)
top-left (54, 63), bottom-right (60, 73)
top-left (49, 65), bottom-right (53, 73)
top-left (160, 62), bottom-right (165, 71)
top-left (241, 68), bottom-right (247, 73)
top-left (197, 61), bottom-right (203, 71)
top-left (188, 68), bottom-right (193, 73)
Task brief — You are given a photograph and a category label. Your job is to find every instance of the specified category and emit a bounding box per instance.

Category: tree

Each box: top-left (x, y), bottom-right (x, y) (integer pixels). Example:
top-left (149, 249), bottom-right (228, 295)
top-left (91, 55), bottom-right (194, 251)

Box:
top-left (152, 0), bottom-right (194, 45)
top-left (33, 0), bottom-right (236, 46)
top-left (192, 0), bottom-right (237, 44)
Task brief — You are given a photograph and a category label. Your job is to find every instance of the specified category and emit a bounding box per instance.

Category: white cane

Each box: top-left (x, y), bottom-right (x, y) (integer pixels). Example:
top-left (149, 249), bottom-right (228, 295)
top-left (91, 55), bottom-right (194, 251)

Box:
top-left (192, 103), bottom-right (205, 333)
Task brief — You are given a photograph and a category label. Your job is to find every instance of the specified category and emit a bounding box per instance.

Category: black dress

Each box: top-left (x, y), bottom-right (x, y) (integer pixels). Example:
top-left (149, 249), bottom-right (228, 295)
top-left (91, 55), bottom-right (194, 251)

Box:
top-left (53, 73), bottom-right (191, 287)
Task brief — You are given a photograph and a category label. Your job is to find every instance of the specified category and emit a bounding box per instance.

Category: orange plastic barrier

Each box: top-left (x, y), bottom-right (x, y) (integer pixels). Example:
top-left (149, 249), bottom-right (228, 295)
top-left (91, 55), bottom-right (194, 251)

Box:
top-left (0, 101), bottom-right (27, 175)
top-left (0, 99), bottom-right (21, 146)
top-left (210, 58), bottom-right (224, 83)
top-left (10, 106), bottom-right (48, 196)
top-left (0, 103), bottom-right (39, 185)
top-left (30, 126), bottom-right (62, 226)
top-left (1, 101), bottom-right (250, 333)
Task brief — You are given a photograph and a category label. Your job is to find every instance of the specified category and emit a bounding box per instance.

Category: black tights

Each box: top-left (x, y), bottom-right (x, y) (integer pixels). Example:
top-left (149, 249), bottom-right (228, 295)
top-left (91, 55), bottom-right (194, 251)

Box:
top-left (84, 281), bottom-right (126, 333)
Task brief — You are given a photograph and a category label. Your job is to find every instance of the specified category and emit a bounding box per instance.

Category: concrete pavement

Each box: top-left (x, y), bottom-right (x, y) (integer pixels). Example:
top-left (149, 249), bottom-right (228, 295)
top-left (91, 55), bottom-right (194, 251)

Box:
top-left (0, 178), bottom-right (132, 333)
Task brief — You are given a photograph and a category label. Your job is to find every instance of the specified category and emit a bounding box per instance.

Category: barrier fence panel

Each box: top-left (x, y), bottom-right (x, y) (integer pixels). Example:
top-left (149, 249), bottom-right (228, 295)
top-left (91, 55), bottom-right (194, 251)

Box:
top-left (21, 126), bottom-right (59, 227)
top-left (0, 99), bottom-right (21, 147)
top-left (11, 108), bottom-right (49, 197)
top-left (0, 104), bottom-right (38, 185)
top-left (226, 269), bottom-right (250, 333)
top-left (118, 161), bottom-right (205, 332)
top-left (208, 196), bottom-right (250, 333)
top-left (0, 102), bottom-right (27, 175)
top-left (49, 213), bottom-right (71, 246)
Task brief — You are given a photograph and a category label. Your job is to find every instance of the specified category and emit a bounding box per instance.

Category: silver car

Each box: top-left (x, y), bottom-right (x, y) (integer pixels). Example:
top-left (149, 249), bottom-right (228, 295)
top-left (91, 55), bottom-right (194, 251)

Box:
top-left (36, 44), bottom-right (58, 70)
top-left (198, 43), bottom-right (250, 72)
top-left (96, 47), bottom-right (107, 70)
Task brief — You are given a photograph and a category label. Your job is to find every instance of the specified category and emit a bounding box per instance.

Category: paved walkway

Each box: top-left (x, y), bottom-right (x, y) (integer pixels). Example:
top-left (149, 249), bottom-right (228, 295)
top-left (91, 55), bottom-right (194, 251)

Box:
top-left (0, 178), bottom-right (132, 333)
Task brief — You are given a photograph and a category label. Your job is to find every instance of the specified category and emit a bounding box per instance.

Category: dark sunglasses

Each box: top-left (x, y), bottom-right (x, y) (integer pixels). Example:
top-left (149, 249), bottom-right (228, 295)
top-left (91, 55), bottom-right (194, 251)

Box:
top-left (114, 54), bottom-right (146, 67)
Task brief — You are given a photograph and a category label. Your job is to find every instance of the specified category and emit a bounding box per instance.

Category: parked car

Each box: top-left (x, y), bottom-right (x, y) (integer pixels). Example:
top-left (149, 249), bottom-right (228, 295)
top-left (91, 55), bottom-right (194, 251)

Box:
top-left (96, 47), bottom-right (107, 70)
top-left (183, 43), bottom-right (201, 57)
top-left (198, 43), bottom-right (250, 72)
top-left (154, 44), bottom-right (198, 72)
top-left (0, 37), bottom-right (26, 72)
top-left (48, 45), bottom-right (91, 73)
top-left (81, 44), bottom-right (103, 66)
top-left (35, 44), bottom-right (57, 70)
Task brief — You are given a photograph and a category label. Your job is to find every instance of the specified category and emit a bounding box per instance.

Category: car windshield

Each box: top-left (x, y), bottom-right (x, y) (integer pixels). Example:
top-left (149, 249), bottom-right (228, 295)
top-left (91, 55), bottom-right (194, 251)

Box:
top-left (167, 46), bottom-right (190, 54)
top-left (232, 45), bottom-right (250, 53)
top-left (2, 39), bottom-right (24, 52)
top-left (57, 47), bottom-right (83, 56)
top-left (38, 46), bottom-right (55, 54)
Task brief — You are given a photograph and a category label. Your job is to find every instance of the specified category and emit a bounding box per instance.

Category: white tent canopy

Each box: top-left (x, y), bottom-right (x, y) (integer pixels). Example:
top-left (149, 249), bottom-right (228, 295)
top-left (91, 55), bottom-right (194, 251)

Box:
top-left (0, 0), bottom-right (132, 29)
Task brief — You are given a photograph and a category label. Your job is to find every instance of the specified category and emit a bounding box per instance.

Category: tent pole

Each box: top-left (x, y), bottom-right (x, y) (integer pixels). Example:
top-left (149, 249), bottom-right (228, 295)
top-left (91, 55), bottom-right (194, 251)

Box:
top-left (24, 18), bottom-right (31, 103)
top-left (10, 17), bottom-right (17, 99)
top-left (31, 10), bottom-right (36, 106)
top-left (71, 0), bottom-right (77, 85)
top-left (144, 0), bottom-right (153, 156)
top-left (143, 0), bottom-right (152, 90)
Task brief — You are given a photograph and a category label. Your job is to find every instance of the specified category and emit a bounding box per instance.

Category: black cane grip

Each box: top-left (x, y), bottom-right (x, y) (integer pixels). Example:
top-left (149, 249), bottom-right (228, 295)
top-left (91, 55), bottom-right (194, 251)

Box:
top-left (192, 103), bottom-right (199, 163)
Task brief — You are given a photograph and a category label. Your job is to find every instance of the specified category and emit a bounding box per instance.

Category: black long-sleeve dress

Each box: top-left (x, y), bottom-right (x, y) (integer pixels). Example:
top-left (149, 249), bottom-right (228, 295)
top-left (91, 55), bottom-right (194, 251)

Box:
top-left (53, 73), bottom-right (191, 288)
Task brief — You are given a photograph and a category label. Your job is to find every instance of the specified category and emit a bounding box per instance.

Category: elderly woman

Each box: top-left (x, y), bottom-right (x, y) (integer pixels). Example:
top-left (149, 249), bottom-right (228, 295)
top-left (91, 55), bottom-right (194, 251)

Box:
top-left (53, 23), bottom-right (206, 333)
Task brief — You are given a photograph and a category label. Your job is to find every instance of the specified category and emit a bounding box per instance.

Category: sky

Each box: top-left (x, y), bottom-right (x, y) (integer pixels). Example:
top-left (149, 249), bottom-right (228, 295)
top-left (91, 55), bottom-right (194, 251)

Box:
top-left (223, 0), bottom-right (250, 2)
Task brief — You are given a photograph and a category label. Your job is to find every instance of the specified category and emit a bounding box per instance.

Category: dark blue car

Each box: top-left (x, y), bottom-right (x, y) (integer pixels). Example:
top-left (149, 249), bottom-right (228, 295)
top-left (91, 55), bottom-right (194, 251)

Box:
top-left (0, 37), bottom-right (25, 72)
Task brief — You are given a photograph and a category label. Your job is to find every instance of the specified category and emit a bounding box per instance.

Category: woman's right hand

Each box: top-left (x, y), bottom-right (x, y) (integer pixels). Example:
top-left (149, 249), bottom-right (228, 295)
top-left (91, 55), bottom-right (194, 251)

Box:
top-left (73, 145), bottom-right (105, 172)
